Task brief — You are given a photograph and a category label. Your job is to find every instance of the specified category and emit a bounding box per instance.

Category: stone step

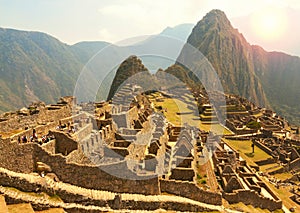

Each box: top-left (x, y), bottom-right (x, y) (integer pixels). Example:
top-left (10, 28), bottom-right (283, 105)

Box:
top-left (0, 195), bottom-right (8, 213)
top-left (7, 203), bottom-right (35, 213)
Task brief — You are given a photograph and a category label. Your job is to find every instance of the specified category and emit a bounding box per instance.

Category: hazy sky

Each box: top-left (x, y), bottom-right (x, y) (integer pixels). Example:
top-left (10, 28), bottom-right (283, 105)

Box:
top-left (1, 0), bottom-right (300, 54)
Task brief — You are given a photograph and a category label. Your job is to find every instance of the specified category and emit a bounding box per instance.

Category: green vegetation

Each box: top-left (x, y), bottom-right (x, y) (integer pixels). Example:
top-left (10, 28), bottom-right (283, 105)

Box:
top-left (49, 194), bottom-right (62, 202)
top-left (259, 163), bottom-right (282, 173)
top-left (150, 92), bottom-right (233, 136)
top-left (200, 179), bottom-right (207, 184)
top-left (246, 121), bottom-right (261, 130)
top-left (107, 56), bottom-right (151, 100)
top-left (273, 173), bottom-right (293, 181)
top-left (0, 28), bottom-right (87, 113)
top-left (200, 123), bottom-right (232, 135)
top-left (223, 139), bottom-right (271, 165)
top-left (197, 174), bottom-right (202, 180)
top-left (167, 10), bottom-right (300, 125)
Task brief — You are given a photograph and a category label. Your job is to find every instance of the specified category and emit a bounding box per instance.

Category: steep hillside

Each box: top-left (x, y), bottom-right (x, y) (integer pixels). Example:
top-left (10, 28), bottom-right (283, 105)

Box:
top-left (0, 28), bottom-right (85, 112)
top-left (168, 9), bottom-right (299, 125)
top-left (181, 10), bottom-right (268, 106)
top-left (160, 23), bottom-right (194, 42)
top-left (71, 41), bottom-right (110, 64)
top-left (107, 55), bottom-right (151, 101)
top-left (252, 46), bottom-right (300, 124)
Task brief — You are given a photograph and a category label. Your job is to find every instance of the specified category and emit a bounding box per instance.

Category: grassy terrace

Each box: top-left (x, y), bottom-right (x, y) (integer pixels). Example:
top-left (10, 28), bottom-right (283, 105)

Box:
top-left (149, 92), bottom-right (232, 135)
top-left (259, 163), bottom-right (283, 173)
top-left (222, 139), bottom-right (271, 166)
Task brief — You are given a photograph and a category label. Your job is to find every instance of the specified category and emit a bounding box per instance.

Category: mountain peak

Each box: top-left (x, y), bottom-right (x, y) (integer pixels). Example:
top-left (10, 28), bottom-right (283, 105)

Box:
top-left (206, 9), bottom-right (228, 18)
top-left (178, 9), bottom-right (269, 108)
top-left (200, 9), bottom-right (233, 32)
top-left (107, 55), bottom-right (150, 100)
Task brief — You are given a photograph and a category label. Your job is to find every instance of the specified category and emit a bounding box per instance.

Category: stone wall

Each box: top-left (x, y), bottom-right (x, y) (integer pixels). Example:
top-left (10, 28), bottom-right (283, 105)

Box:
top-left (253, 140), bottom-right (273, 156)
top-left (0, 138), bottom-right (160, 195)
top-left (160, 179), bottom-right (222, 205)
top-left (10, 122), bottom-right (57, 142)
top-left (0, 139), bottom-right (34, 173)
top-left (59, 113), bottom-right (87, 125)
top-left (73, 123), bottom-right (93, 142)
top-left (34, 146), bottom-right (160, 195)
top-left (255, 158), bottom-right (277, 166)
top-left (170, 168), bottom-right (195, 181)
top-left (50, 131), bottom-right (78, 156)
top-left (289, 158), bottom-right (300, 170)
top-left (41, 139), bottom-right (56, 154)
top-left (0, 168), bottom-right (215, 212)
top-left (0, 105), bottom-right (71, 133)
top-left (223, 189), bottom-right (282, 211)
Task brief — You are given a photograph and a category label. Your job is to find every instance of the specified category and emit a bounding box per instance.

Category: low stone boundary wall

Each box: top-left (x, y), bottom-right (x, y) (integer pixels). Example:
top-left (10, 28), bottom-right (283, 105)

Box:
top-left (269, 167), bottom-right (286, 175)
top-left (160, 179), bottom-right (222, 205)
top-left (0, 138), bottom-right (160, 196)
top-left (0, 168), bottom-right (217, 212)
top-left (289, 158), bottom-right (300, 170)
top-left (35, 146), bottom-right (160, 195)
top-left (255, 158), bottom-right (277, 166)
top-left (10, 122), bottom-right (57, 142)
top-left (253, 140), bottom-right (274, 156)
top-left (223, 189), bottom-right (282, 211)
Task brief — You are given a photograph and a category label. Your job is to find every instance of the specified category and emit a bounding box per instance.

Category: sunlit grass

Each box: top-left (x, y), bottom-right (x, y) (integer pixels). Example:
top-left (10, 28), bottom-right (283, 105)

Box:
top-left (223, 139), bottom-right (271, 165)
top-left (150, 92), bottom-right (232, 135)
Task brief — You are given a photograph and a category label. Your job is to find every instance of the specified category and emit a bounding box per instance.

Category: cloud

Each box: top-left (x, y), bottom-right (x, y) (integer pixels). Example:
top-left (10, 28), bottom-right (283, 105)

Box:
top-left (98, 28), bottom-right (118, 42)
top-left (98, 4), bottom-right (145, 19)
top-left (96, 1), bottom-right (205, 42)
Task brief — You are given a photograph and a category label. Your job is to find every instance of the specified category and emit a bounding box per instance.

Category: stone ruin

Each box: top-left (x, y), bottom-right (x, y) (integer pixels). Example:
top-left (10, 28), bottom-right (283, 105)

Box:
top-left (0, 83), bottom-right (290, 212)
top-left (213, 140), bottom-right (282, 211)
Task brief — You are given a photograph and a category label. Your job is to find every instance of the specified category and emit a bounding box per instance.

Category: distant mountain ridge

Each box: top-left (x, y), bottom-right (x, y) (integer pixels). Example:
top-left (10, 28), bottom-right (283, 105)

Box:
top-left (0, 24), bottom-right (192, 113)
top-left (0, 11), bottom-right (299, 125)
top-left (0, 28), bottom-right (82, 112)
top-left (160, 23), bottom-right (194, 41)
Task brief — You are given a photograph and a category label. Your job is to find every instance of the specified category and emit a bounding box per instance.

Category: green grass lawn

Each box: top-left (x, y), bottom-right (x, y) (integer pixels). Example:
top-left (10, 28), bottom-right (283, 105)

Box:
top-left (223, 139), bottom-right (271, 166)
top-left (273, 173), bottom-right (293, 181)
top-left (200, 123), bottom-right (232, 135)
top-left (150, 93), bottom-right (232, 135)
top-left (259, 163), bottom-right (282, 173)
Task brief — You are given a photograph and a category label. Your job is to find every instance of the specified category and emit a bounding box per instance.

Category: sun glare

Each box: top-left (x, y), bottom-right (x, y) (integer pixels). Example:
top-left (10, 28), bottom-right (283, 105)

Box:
top-left (251, 7), bottom-right (288, 41)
